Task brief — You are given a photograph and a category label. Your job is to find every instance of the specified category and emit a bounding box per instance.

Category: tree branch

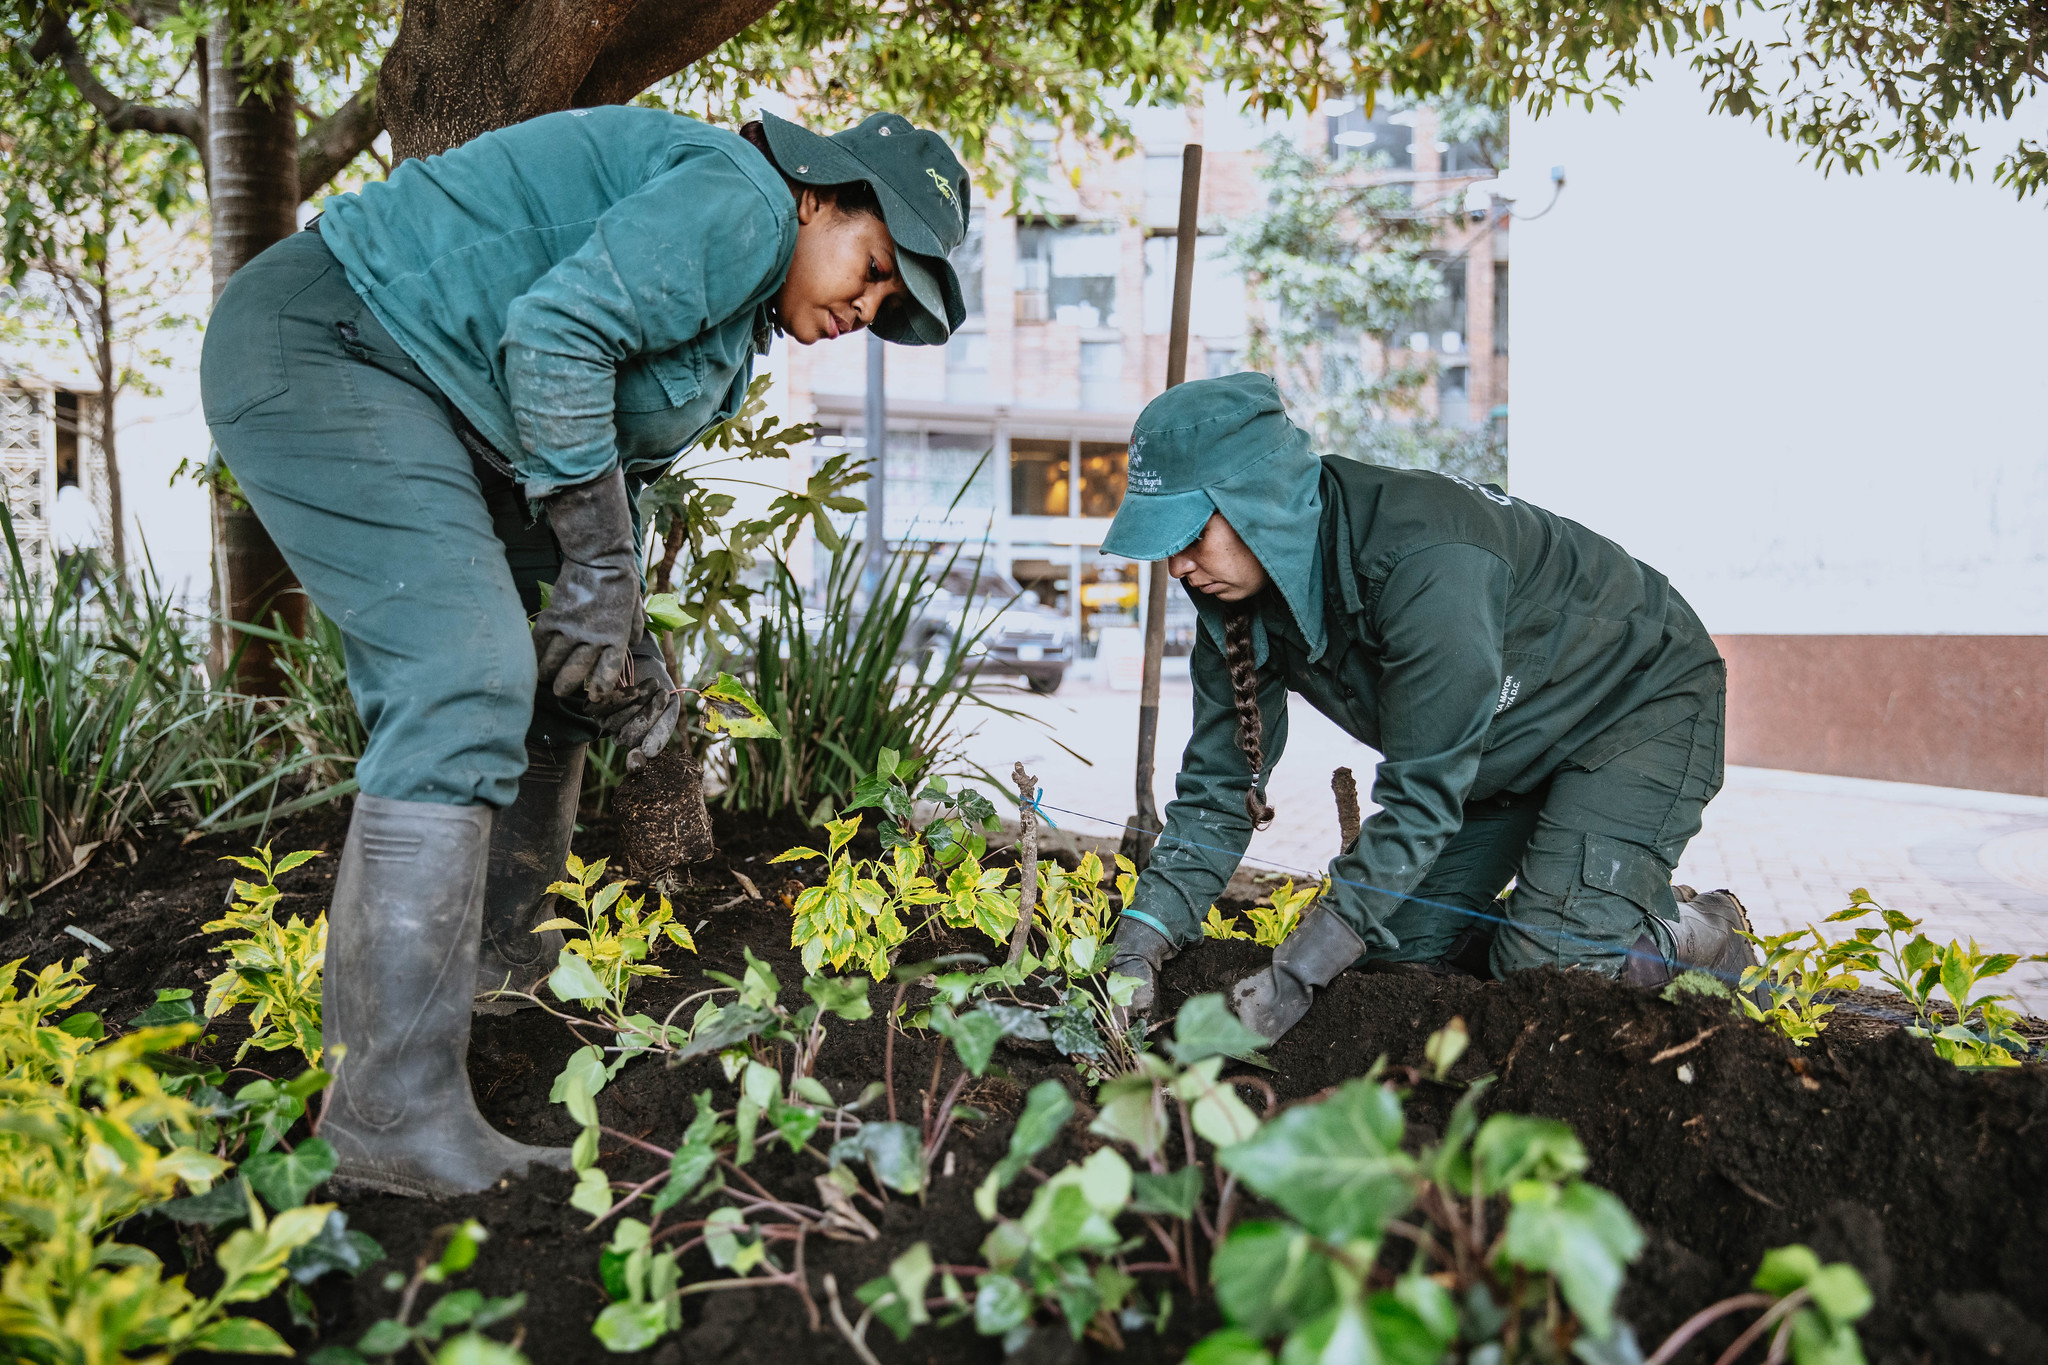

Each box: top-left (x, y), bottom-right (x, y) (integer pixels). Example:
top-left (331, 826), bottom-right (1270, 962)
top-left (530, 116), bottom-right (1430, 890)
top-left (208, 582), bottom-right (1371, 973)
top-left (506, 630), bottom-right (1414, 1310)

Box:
top-left (298, 81), bottom-right (383, 196)
top-left (31, 5), bottom-right (202, 144)
top-left (571, 0), bottom-right (784, 107)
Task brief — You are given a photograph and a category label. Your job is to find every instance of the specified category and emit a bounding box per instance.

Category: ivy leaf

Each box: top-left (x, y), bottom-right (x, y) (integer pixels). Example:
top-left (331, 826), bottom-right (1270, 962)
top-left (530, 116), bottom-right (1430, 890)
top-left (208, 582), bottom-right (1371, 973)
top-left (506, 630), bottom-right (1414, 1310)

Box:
top-left (1131, 1167), bottom-right (1204, 1219)
top-left (931, 1004), bottom-right (1009, 1077)
top-left (547, 949), bottom-right (606, 1005)
top-left (699, 673), bottom-right (781, 739)
top-left (976, 1080), bottom-right (1073, 1217)
top-left (158, 1176), bottom-right (256, 1230)
top-left (1217, 1077), bottom-right (1412, 1242)
top-left (243, 1138), bottom-right (337, 1210)
top-left (1172, 1056), bottom-right (1263, 1149)
top-left (1167, 993), bottom-right (1274, 1069)
top-left (802, 974), bottom-right (872, 1021)
top-left (644, 591), bottom-right (696, 634)
top-left (1210, 1221), bottom-right (1339, 1340)
top-left (287, 1210), bottom-right (385, 1284)
top-left (594, 1300), bottom-right (670, 1352)
top-left (1500, 1180), bottom-right (1644, 1339)
top-left (829, 1121), bottom-right (924, 1195)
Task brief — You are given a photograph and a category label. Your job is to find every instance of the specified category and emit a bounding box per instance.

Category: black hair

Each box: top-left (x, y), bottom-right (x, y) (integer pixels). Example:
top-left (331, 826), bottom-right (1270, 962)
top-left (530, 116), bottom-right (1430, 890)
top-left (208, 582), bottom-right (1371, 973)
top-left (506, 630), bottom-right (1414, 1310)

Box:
top-left (739, 121), bottom-right (886, 223)
top-left (1222, 606), bottom-right (1276, 830)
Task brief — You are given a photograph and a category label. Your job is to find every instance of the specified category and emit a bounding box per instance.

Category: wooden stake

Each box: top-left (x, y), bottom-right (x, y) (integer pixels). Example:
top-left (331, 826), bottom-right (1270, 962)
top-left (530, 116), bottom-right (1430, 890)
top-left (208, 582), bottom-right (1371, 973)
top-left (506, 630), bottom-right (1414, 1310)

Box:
top-left (1123, 142), bottom-right (1204, 872)
top-left (1332, 767), bottom-right (1361, 852)
top-left (1006, 761), bottom-right (1040, 966)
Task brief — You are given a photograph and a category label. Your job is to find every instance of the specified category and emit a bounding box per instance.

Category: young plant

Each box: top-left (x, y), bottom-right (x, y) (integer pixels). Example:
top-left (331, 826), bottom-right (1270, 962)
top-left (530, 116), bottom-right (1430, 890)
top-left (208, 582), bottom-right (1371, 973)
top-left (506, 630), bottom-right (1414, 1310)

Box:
top-left (773, 810), bottom-right (1019, 980)
top-left (529, 853), bottom-right (695, 1011)
top-left (1032, 852), bottom-right (1134, 978)
top-left (0, 955), bottom-right (335, 1363)
top-left (1643, 1244), bottom-right (1872, 1365)
top-left (539, 949), bottom-right (904, 1355)
top-left (200, 845), bottom-right (327, 1066)
top-left (307, 1220), bottom-right (530, 1365)
top-left (1736, 925), bottom-right (1865, 1046)
top-left (1199, 878), bottom-right (1322, 949)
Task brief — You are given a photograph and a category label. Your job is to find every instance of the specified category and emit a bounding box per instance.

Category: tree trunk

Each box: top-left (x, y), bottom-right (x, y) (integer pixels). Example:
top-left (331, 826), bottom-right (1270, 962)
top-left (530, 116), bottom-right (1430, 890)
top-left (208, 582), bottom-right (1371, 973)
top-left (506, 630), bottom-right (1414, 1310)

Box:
top-left (94, 276), bottom-right (124, 572)
top-left (206, 18), bottom-right (304, 689)
top-left (379, 0), bottom-right (780, 160)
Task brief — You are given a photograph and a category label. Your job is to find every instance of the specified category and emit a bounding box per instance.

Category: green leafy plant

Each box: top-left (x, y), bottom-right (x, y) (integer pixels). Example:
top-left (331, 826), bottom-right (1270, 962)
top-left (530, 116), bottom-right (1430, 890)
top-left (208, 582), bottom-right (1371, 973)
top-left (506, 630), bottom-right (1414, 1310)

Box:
top-left (1737, 925), bottom-right (1865, 1046)
top-left (773, 808), bottom-right (1018, 980)
top-left (1740, 889), bottom-right (2045, 1064)
top-left (0, 954), bottom-right (340, 1362)
top-left (1201, 878), bottom-right (1322, 949)
top-left (528, 854), bottom-right (696, 1010)
top-left (307, 1220), bottom-right (530, 1365)
top-left (201, 845), bottom-right (326, 1065)
top-left (1031, 851), bottom-right (1134, 980)
top-left (713, 538), bottom-right (1014, 820)
top-left (1642, 1244), bottom-right (1872, 1365)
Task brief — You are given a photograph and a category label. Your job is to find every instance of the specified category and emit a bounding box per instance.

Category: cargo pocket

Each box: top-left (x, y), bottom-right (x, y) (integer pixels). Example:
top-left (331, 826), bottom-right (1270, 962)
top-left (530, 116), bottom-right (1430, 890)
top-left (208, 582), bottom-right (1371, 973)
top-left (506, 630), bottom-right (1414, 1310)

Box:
top-left (200, 280), bottom-right (291, 425)
top-left (1581, 832), bottom-right (1679, 924)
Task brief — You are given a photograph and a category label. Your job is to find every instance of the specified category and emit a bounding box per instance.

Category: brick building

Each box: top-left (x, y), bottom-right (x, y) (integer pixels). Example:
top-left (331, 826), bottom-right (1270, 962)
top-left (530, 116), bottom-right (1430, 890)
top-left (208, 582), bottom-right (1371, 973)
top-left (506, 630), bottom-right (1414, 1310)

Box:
top-left (778, 94), bottom-right (1508, 668)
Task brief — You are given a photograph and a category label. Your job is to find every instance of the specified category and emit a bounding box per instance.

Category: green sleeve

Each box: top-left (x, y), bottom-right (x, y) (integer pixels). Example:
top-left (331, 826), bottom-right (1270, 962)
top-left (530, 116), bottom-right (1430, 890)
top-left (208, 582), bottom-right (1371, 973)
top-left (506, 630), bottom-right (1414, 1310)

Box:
top-left (501, 153), bottom-right (793, 495)
top-left (1326, 542), bottom-right (1511, 946)
top-left (1128, 621), bottom-right (1291, 946)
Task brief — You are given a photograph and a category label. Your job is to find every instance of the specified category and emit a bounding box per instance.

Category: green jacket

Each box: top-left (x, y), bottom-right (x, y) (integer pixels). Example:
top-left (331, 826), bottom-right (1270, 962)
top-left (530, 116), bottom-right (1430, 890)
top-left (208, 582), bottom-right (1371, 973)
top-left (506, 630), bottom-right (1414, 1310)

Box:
top-left (1130, 457), bottom-right (1722, 949)
top-left (317, 108), bottom-right (795, 498)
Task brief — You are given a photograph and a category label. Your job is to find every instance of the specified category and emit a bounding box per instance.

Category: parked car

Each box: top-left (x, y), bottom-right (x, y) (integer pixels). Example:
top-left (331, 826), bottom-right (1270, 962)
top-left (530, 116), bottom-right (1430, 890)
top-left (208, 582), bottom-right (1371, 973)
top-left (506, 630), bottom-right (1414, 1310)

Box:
top-left (913, 569), bottom-right (1073, 693)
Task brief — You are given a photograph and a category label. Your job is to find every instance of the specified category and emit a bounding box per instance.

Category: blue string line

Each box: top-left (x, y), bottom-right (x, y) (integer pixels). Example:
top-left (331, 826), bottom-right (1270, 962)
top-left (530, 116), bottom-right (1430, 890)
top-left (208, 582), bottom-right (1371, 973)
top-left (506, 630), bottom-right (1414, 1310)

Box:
top-left (1027, 790), bottom-right (1059, 830)
top-left (1023, 803), bottom-right (2031, 1042)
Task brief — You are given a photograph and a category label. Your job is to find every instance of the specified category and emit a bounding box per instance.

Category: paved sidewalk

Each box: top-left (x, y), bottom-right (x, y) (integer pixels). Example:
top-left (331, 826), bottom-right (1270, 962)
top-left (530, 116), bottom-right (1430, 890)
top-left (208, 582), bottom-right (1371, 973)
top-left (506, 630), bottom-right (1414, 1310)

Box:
top-left (956, 676), bottom-right (2048, 1013)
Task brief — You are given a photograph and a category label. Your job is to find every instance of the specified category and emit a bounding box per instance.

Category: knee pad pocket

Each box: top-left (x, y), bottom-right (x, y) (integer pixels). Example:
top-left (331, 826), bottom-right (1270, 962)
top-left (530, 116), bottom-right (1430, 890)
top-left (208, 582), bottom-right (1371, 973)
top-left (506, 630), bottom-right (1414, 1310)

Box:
top-left (1580, 833), bottom-right (1679, 924)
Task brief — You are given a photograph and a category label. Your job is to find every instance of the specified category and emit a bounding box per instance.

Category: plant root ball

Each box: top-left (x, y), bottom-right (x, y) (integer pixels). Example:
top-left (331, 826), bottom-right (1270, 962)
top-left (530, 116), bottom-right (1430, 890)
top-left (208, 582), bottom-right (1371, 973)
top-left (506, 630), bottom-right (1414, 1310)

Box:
top-left (614, 744), bottom-right (716, 881)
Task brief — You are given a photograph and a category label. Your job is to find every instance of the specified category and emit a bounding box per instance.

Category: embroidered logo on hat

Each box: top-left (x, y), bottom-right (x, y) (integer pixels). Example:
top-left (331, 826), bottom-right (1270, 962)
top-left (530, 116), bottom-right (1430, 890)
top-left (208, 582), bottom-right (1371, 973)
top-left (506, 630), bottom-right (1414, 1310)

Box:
top-left (926, 167), bottom-right (956, 203)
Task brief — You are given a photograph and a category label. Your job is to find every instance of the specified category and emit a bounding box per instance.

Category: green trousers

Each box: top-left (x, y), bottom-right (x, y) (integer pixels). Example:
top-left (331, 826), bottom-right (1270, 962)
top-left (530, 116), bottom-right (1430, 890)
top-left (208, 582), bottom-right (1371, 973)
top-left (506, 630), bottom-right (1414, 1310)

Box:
top-left (200, 231), bottom-right (598, 808)
top-left (1370, 676), bottom-right (1725, 977)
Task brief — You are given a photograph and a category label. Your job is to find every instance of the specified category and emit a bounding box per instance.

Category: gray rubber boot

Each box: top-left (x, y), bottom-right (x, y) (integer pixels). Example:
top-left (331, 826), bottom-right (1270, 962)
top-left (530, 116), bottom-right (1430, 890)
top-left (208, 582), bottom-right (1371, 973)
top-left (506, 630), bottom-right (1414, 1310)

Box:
top-left (1107, 920), bottom-right (1176, 1015)
top-left (1623, 887), bottom-right (1763, 1002)
top-left (475, 741), bottom-right (584, 1013)
top-left (1231, 905), bottom-right (1366, 1042)
top-left (323, 795), bottom-right (573, 1197)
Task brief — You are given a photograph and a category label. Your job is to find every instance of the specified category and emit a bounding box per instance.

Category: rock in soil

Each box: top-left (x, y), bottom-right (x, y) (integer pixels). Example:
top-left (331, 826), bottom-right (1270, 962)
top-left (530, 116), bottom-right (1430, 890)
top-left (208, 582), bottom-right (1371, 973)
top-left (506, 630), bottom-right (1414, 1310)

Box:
top-left (8, 803), bottom-right (2046, 1364)
top-left (612, 743), bottom-right (716, 880)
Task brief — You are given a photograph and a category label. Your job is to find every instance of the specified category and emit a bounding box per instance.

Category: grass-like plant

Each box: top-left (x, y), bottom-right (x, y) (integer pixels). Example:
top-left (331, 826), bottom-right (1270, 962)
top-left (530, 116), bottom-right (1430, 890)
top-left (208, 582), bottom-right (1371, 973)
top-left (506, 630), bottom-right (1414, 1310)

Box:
top-left (712, 538), bottom-right (1007, 822)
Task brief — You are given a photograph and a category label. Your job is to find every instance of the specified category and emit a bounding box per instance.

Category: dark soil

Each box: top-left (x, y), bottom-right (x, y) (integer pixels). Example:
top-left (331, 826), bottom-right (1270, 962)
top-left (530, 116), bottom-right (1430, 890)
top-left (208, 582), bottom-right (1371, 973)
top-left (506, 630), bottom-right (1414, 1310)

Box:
top-left (10, 804), bottom-right (2047, 1365)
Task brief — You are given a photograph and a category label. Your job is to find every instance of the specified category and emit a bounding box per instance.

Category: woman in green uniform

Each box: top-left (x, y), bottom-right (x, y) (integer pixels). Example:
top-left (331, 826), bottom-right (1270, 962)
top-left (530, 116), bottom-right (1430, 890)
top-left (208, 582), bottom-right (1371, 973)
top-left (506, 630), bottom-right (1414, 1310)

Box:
top-left (200, 108), bottom-right (971, 1196)
top-left (1101, 373), bottom-right (1756, 1041)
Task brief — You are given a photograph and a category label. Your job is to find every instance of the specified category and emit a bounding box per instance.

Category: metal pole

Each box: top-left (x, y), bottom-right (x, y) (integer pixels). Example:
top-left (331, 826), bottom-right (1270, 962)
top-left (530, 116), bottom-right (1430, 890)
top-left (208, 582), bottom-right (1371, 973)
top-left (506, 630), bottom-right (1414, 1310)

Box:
top-left (862, 329), bottom-right (887, 597)
top-left (1123, 142), bottom-right (1203, 870)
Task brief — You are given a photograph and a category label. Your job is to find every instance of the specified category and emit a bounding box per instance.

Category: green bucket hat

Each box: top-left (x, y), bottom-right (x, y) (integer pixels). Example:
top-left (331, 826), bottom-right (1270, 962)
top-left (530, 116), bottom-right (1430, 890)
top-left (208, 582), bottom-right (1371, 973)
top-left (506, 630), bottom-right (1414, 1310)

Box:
top-left (759, 110), bottom-right (971, 346)
top-left (1104, 372), bottom-right (1329, 661)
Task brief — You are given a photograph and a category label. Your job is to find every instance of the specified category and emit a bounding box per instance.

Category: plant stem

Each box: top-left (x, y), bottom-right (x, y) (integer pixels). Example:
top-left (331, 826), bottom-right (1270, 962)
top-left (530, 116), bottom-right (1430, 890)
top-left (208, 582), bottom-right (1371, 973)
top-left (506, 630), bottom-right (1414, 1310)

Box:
top-left (885, 980), bottom-right (909, 1123)
top-left (1709, 1291), bottom-right (1809, 1365)
top-left (823, 1273), bottom-right (885, 1365)
top-left (1006, 762), bottom-right (1039, 966)
top-left (1642, 1293), bottom-right (1776, 1365)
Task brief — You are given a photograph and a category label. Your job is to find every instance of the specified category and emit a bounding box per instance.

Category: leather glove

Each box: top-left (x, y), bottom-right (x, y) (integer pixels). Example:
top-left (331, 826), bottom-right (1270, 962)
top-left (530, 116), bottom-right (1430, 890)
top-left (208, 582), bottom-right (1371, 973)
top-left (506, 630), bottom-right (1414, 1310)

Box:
top-left (1107, 919), bottom-right (1176, 1016)
top-left (1230, 905), bottom-right (1365, 1042)
top-left (533, 467), bottom-right (640, 701)
top-left (585, 634), bottom-right (682, 773)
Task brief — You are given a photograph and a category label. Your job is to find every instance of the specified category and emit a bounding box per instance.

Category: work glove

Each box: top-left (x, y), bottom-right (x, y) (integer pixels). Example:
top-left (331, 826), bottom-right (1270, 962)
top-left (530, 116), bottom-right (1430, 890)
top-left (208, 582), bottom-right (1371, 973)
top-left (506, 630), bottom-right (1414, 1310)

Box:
top-left (585, 634), bottom-right (682, 773)
top-left (1230, 904), bottom-right (1365, 1043)
top-left (533, 467), bottom-right (640, 702)
top-left (1107, 918), bottom-right (1176, 1016)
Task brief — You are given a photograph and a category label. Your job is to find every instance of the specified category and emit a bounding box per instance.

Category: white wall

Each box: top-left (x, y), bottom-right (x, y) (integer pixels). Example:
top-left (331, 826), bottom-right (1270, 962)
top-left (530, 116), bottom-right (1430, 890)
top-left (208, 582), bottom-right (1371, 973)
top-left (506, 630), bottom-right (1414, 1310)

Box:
top-left (1508, 71), bottom-right (2048, 635)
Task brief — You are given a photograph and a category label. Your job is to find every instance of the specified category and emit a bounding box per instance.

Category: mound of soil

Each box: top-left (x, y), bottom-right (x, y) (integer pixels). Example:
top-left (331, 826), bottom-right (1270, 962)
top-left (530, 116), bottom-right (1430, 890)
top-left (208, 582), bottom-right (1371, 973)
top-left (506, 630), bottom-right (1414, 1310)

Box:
top-left (9, 803), bottom-right (2045, 1365)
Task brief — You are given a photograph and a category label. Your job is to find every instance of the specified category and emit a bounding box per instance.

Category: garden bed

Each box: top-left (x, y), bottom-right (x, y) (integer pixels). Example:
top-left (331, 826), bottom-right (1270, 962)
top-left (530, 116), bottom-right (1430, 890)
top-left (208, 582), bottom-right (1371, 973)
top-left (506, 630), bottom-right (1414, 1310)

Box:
top-left (9, 804), bottom-right (2047, 1365)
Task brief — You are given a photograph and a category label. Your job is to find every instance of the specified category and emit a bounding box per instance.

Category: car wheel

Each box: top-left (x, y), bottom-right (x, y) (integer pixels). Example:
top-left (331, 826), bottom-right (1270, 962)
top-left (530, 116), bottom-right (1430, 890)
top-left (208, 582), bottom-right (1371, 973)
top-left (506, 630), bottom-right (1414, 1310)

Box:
top-left (1026, 670), bottom-right (1063, 695)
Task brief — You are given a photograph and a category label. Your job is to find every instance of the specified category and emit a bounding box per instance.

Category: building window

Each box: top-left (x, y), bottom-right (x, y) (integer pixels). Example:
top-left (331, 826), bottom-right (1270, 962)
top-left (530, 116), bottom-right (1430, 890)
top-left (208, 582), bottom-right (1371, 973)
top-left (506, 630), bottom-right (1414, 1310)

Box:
top-left (1438, 364), bottom-right (1471, 428)
top-left (1016, 223), bottom-right (1121, 328)
top-left (1076, 442), bottom-right (1128, 516)
top-left (946, 330), bottom-right (989, 404)
top-left (1205, 347), bottom-right (1241, 379)
top-left (1143, 235), bottom-right (1247, 339)
top-left (1010, 438), bottom-right (1071, 517)
top-left (1403, 257), bottom-right (1468, 353)
top-left (1010, 552), bottom-right (1069, 613)
top-left (1143, 153), bottom-right (1184, 227)
top-left (1324, 99), bottom-right (1414, 169)
top-left (1079, 341), bottom-right (1123, 411)
top-left (952, 212), bottom-right (985, 320)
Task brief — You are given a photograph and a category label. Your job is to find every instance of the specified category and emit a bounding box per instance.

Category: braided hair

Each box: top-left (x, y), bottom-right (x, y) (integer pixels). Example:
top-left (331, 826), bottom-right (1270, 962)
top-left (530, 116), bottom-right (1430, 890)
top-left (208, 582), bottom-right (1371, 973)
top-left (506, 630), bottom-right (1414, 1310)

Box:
top-left (1221, 606), bottom-right (1275, 830)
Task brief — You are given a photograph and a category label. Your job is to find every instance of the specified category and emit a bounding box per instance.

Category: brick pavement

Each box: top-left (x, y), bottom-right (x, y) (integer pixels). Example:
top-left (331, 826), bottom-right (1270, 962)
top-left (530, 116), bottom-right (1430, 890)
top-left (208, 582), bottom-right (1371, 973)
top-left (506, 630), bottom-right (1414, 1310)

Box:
top-left (961, 676), bottom-right (2048, 1013)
